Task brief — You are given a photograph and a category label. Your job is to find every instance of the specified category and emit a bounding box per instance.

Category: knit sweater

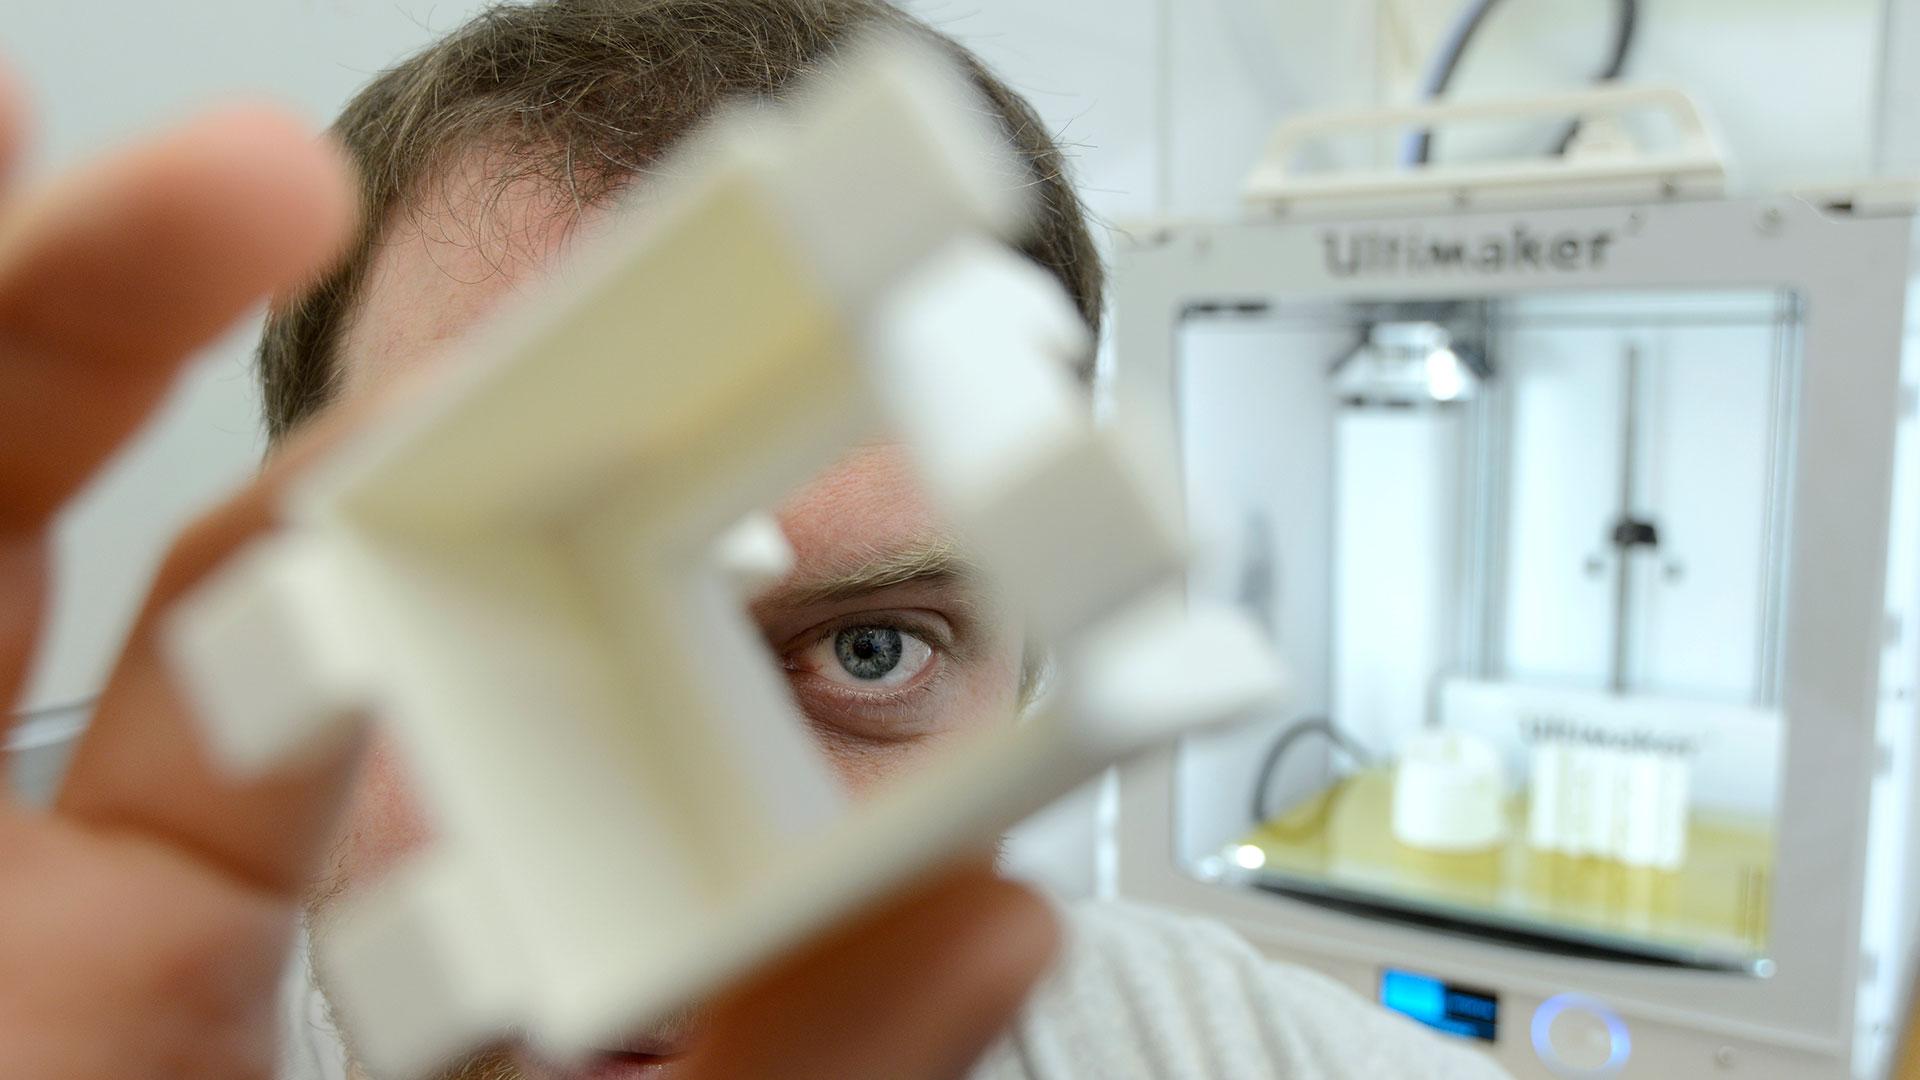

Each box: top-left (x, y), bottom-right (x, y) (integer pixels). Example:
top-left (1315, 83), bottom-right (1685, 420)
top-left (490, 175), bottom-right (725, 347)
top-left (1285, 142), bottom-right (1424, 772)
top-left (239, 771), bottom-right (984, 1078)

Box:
top-left (279, 900), bottom-right (1511, 1080)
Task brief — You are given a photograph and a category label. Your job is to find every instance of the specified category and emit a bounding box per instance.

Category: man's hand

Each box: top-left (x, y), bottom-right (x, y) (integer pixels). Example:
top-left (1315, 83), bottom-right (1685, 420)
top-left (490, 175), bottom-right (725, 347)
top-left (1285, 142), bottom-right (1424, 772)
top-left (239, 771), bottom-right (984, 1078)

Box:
top-left (0, 71), bottom-right (1056, 1080)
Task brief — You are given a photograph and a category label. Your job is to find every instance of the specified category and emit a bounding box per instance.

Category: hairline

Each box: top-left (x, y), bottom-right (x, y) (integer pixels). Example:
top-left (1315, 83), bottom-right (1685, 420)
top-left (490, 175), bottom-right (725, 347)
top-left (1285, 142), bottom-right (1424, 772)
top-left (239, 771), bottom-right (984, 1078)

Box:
top-left (258, 2), bottom-right (1106, 444)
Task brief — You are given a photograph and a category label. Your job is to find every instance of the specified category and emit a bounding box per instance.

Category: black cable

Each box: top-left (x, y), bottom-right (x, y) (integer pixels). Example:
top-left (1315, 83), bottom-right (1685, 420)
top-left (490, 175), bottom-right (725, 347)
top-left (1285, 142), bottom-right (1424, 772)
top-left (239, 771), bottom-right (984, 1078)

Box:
top-left (8, 695), bottom-right (98, 724)
top-left (1403, 0), bottom-right (1641, 167)
top-left (1552, 0), bottom-right (1639, 156)
top-left (1402, 0), bottom-right (1507, 167)
top-left (1249, 716), bottom-right (1372, 826)
top-left (6, 696), bottom-right (95, 755)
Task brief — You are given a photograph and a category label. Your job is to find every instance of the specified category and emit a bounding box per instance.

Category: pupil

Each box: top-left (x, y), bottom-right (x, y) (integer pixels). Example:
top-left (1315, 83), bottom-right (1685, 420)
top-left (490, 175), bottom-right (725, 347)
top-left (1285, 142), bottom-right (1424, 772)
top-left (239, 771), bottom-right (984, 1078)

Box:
top-left (835, 627), bottom-right (903, 681)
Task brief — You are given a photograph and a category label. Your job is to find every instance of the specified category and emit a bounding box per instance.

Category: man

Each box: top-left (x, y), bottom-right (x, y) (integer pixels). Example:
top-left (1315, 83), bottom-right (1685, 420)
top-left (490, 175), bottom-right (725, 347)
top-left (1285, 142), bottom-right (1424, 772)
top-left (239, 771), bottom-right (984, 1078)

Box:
top-left (0, 2), bottom-right (1508, 1079)
top-left (0, 21), bottom-right (1052, 1080)
top-left (265, 3), bottom-right (1509, 1078)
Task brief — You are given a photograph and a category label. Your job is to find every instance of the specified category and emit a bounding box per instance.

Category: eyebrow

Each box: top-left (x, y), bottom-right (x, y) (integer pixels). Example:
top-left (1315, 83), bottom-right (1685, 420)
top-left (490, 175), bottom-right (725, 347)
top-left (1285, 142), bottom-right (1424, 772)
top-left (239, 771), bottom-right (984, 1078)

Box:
top-left (759, 537), bottom-right (979, 609)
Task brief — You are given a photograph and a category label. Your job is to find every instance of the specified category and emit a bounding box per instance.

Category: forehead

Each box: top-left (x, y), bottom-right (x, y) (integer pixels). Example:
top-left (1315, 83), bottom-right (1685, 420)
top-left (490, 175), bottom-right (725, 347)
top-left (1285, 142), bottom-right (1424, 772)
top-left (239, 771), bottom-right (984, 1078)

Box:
top-left (336, 160), bottom-right (945, 559)
top-left (338, 160), bottom-right (592, 400)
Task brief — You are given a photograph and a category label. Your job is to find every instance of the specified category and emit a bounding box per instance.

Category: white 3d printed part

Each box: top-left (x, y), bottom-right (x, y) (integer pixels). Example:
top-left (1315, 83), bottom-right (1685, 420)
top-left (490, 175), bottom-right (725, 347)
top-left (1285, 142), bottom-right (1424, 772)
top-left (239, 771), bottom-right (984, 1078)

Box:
top-left (165, 37), bottom-right (1283, 1080)
top-left (1391, 730), bottom-right (1508, 853)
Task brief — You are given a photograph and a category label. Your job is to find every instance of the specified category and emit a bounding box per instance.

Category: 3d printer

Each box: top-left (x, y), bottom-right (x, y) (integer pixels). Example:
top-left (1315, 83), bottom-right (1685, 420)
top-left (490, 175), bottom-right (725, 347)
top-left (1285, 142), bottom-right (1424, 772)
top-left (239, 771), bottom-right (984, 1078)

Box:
top-left (1110, 87), bottom-right (1920, 1078)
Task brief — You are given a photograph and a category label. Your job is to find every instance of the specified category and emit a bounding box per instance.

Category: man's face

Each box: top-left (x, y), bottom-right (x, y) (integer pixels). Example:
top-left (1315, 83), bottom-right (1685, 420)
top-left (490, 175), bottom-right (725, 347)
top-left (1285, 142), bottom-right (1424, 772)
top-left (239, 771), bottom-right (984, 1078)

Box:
top-left (311, 170), bottom-right (1029, 1080)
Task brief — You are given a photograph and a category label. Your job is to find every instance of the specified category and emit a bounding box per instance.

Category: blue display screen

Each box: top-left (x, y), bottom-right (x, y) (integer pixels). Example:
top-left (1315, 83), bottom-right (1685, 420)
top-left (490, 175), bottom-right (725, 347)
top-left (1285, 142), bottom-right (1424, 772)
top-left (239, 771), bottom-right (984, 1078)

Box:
top-left (1379, 969), bottom-right (1499, 1042)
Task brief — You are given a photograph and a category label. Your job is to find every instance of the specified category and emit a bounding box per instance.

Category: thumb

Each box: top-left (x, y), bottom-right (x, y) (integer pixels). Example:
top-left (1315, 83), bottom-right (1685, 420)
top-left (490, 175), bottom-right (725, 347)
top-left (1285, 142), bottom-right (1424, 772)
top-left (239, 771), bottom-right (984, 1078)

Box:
top-left (685, 862), bottom-right (1059, 1080)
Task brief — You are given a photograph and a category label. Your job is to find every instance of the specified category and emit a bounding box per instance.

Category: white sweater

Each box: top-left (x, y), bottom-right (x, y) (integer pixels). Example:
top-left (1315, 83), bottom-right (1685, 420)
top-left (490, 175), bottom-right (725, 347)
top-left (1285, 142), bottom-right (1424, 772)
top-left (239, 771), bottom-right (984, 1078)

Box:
top-left (971, 902), bottom-right (1510, 1079)
top-left (280, 901), bottom-right (1511, 1080)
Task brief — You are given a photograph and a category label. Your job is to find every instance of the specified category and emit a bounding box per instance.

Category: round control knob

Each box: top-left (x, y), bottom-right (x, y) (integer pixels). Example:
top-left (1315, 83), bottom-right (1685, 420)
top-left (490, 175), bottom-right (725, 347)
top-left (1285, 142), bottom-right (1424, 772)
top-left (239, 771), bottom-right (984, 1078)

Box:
top-left (1531, 994), bottom-right (1631, 1077)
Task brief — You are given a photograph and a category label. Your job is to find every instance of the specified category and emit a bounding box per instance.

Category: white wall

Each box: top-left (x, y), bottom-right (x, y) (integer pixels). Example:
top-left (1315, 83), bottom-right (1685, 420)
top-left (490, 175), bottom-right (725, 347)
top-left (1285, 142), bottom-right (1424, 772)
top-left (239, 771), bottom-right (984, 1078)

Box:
top-left (1372, 0), bottom-right (1886, 191)
top-left (994, 0), bottom-right (1892, 221)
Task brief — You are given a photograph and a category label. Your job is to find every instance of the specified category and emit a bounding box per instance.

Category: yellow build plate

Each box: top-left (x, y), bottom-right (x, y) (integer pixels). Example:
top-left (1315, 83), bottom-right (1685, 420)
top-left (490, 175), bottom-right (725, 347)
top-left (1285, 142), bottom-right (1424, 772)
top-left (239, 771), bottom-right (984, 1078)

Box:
top-left (1240, 769), bottom-right (1772, 966)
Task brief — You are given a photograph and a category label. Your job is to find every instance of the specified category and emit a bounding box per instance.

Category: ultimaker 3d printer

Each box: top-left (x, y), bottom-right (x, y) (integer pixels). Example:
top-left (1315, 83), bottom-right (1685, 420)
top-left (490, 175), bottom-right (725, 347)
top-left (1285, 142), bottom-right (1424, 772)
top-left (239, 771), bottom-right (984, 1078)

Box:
top-left (1110, 87), bottom-right (1920, 1079)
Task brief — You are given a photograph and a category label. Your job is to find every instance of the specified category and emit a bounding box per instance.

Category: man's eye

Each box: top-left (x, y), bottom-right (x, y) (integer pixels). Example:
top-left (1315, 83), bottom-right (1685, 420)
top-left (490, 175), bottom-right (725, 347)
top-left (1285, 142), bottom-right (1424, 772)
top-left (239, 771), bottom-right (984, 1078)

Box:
top-left (803, 626), bottom-right (934, 689)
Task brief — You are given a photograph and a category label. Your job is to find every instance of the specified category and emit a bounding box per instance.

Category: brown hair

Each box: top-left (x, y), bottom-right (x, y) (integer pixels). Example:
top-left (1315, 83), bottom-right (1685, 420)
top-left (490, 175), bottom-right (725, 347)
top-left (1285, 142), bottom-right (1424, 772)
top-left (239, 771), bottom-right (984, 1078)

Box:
top-left (257, 0), bottom-right (1104, 442)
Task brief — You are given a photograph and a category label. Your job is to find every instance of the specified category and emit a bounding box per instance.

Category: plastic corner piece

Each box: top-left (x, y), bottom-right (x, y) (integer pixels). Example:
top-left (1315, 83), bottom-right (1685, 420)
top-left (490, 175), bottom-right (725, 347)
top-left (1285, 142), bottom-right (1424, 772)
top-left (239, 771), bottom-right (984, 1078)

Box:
top-left (1066, 593), bottom-right (1287, 757)
top-left (316, 847), bottom-right (524, 1080)
top-left (867, 237), bottom-right (1187, 640)
top-left (163, 532), bottom-right (373, 774)
top-left (165, 34), bottom-right (1286, 1079)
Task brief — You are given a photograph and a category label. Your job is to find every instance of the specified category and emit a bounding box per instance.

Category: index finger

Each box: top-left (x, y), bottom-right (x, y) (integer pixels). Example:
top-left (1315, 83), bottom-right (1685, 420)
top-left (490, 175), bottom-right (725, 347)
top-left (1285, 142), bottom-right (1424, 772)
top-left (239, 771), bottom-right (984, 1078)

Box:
top-left (0, 105), bottom-right (355, 532)
top-left (0, 58), bottom-right (43, 709)
top-left (0, 103), bottom-right (354, 728)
